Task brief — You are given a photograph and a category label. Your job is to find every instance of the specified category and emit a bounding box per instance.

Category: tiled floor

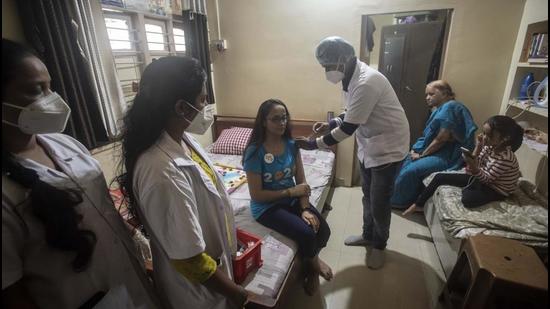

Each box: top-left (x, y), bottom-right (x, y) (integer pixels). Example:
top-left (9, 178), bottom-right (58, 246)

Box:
top-left (285, 187), bottom-right (447, 309)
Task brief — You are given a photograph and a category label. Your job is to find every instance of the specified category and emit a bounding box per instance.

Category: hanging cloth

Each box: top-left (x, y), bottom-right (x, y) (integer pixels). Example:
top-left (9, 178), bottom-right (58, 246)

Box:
top-left (182, 10), bottom-right (216, 104)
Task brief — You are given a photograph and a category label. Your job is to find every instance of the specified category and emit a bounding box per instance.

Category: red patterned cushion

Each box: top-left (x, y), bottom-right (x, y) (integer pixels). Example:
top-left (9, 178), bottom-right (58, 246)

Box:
top-left (210, 127), bottom-right (252, 155)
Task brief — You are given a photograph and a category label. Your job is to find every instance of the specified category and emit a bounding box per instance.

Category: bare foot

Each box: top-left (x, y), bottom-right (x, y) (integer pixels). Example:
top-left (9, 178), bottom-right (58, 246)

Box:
top-left (303, 274), bottom-right (320, 296)
top-left (402, 204), bottom-right (417, 216)
top-left (317, 258), bottom-right (333, 281)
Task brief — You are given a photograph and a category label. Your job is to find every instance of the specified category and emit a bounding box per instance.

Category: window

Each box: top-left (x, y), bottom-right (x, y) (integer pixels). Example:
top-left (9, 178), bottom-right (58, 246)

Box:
top-left (104, 13), bottom-right (140, 107)
top-left (104, 16), bottom-right (133, 50)
top-left (114, 56), bottom-right (141, 106)
top-left (102, 7), bottom-right (188, 108)
top-left (173, 27), bottom-right (186, 53)
top-left (145, 22), bottom-right (167, 51)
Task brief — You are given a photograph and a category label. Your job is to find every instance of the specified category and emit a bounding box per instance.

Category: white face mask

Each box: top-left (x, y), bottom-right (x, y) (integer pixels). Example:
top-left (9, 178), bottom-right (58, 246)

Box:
top-left (325, 57), bottom-right (346, 84)
top-left (2, 92), bottom-right (71, 134)
top-left (183, 102), bottom-right (214, 135)
top-left (325, 70), bottom-right (345, 84)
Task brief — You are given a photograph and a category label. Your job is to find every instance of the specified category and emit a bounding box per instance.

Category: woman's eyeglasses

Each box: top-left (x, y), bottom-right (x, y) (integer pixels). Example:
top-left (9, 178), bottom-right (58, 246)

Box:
top-left (268, 116), bottom-right (288, 124)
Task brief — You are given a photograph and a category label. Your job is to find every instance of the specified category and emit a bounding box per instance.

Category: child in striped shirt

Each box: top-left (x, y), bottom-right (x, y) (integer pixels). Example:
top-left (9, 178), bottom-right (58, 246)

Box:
top-left (403, 115), bottom-right (523, 215)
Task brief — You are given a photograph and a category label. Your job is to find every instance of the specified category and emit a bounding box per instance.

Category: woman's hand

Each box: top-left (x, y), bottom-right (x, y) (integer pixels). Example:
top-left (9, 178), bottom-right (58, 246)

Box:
top-left (295, 137), bottom-right (317, 150)
top-left (299, 197), bottom-right (310, 210)
top-left (410, 150), bottom-right (421, 161)
top-left (229, 286), bottom-right (249, 308)
top-left (288, 183), bottom-right (311, 197)
top-left (301, 210), bottom-right (320, 233)
top-left (476, 133), bottom-right (486, 147)
top-left (463, 154), bottom-right (479, 174)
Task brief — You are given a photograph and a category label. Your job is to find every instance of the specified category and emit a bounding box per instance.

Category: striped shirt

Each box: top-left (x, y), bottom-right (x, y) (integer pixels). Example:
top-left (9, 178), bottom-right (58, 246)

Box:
top-left (474, 145), bottom-right (520, 196)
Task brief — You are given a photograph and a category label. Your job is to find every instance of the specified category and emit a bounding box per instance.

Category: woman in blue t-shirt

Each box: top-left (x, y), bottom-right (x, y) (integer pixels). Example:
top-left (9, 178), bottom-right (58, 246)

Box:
top-left (243, 99), bottom-right (332, 295)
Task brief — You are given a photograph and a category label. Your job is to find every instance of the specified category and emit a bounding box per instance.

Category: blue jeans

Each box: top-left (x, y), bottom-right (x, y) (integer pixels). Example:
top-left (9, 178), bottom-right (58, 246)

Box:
top-left (361, 160), bottom-right (403, 250)
top-left (257, 199), bottom-right (330, 258)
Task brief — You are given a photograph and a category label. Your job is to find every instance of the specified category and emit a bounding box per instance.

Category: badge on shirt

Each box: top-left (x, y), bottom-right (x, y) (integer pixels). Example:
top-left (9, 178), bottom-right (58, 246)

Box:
top-left (264, 153), bottom-right (274, 164)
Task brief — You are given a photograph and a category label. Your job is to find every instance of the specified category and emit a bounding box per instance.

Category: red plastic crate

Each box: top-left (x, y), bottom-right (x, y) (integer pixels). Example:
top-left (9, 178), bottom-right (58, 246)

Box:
top-left (232, 228), bottom-right (263, 284)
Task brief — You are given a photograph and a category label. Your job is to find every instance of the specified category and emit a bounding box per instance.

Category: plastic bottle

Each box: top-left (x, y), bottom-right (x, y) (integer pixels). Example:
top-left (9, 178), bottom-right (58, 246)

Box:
top-left (519, 72), bottom-right (535, 100)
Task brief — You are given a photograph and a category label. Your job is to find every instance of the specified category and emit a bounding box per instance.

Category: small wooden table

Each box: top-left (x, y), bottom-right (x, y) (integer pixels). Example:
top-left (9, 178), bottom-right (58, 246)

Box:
top-left (440, 234), bottom-right (548, 309)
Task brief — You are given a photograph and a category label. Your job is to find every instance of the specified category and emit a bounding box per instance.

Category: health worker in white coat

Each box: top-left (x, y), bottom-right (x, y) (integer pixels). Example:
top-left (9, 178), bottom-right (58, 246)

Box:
top-left (296, 36), bottom-right (410, 269)
top-left (2, 39), bottom-right (160, 309)
top-left (118, 56), bottom-right (250, 309)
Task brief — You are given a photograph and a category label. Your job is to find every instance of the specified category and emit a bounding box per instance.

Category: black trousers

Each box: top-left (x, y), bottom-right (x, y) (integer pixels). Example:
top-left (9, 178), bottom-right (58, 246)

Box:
top-left (415, 173), bottom-right (506, 208)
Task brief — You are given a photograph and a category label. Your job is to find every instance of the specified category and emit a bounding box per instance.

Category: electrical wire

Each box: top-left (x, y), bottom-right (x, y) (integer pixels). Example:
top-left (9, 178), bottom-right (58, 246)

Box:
top-left (462, 174), bottom-right (477, 190)
top-left (508, 81), bottom-right (542, 119)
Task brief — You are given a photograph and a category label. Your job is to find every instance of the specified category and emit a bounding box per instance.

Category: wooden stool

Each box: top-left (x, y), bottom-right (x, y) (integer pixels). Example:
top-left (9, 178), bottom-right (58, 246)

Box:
top-left (440, 234), bottom-right (548, 309)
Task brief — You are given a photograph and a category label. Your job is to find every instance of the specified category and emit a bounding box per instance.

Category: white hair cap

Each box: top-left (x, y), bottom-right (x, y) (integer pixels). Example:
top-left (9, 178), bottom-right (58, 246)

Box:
top-left (315, 36), bottom-right (355, 66)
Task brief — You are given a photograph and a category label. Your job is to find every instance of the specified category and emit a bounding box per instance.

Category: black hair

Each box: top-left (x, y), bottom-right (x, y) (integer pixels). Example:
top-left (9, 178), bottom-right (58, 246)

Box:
top-left (2, 38), bottom-right (96, 272)
top-left (485, 115), bottom-right (524, 152)
top-left (2, 39), bottom-right (36, 96)
top-left (117, 56), bottom-right (207, 220)
top-left (242, 99), bottom-right (293, 164)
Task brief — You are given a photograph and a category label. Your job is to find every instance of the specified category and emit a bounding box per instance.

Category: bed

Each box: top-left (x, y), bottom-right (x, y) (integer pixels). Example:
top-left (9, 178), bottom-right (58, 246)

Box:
top-left (207, 115), bottom-right (337, 308)
top-left (422, 171), bottom-right (548, 279)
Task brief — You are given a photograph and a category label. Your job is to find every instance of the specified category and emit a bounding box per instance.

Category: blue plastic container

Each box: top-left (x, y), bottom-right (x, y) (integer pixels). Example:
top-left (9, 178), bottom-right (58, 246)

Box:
top-left (519, 72), bottom-right (535, 100)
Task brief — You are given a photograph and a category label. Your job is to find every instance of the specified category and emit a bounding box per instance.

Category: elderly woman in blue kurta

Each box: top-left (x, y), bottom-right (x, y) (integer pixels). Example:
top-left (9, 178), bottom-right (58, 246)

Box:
top-left (391, 80), bottom-right (477, 209)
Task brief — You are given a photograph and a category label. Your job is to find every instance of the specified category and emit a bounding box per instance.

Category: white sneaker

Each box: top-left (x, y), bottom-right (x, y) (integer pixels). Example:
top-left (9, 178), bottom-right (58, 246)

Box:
top-left (344, 235), bottom-right (372, 247)
top-left (367, 248), bottom-right (385, 269)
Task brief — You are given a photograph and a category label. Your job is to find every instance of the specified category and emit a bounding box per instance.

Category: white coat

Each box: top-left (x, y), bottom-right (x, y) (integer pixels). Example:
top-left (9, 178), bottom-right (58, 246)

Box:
top-left (133, 131), bottom-right (237, 309)
top-left (2, 134), bottom-right (159, 309)
top-left (343, 59), bottom-right (410, 168)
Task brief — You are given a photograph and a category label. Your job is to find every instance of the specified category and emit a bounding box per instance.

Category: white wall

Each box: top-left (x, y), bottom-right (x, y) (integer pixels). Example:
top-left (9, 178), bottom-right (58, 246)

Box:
top-left (206, 0), bottom-right (525, 186)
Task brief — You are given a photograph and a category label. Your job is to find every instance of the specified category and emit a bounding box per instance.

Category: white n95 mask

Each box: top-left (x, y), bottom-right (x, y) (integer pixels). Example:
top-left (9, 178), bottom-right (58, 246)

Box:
top-left (184, 103), bottom-right (214, 135)
top-left (326, 70), bottom-right (345, 84)
top-left (2, 92), bottom-right (71, 134)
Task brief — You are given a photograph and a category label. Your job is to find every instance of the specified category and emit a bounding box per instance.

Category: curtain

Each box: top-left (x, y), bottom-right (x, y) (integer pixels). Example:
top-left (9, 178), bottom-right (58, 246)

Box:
top-left (17, 0), bottom-right (111, 149)
top-left (182, 9), bottom-right (215, 103)
top-left (72, 0), bottom-right (126, 140)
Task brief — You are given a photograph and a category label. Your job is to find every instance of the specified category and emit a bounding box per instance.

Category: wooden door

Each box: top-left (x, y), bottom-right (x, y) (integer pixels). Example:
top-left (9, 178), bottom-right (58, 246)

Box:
top-left (378, 26), bottom-right (408, 91)
top-left (401, 21), bottom-right (444, 145)
top-left (379, 21), bottom-right (444, 145)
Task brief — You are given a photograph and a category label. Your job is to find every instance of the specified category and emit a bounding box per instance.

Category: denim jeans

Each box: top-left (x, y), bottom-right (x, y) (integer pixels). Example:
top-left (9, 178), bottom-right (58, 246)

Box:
top-left (360, 160), bottom-right (403, 249)
top-left (257, 199), bottom-right (331, 258)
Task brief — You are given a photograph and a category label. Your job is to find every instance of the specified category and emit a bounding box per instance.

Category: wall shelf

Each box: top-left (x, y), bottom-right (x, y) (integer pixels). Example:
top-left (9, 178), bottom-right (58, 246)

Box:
top-left (508, 100), bottom-right (548, 117)
top-left (517, 62), bottom-right (548, 68)
top-left (500, 7), bottom-right (548, 196)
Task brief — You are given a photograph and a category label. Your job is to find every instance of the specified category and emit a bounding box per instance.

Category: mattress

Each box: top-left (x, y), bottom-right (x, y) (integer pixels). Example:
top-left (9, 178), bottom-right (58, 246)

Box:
top-left (423, 171), bottom-right (549, 278)
top-left (424, 197), bottom-right (462, 279)
top-left (206, 149), bottom-right (336, 306)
